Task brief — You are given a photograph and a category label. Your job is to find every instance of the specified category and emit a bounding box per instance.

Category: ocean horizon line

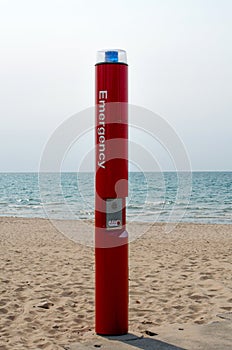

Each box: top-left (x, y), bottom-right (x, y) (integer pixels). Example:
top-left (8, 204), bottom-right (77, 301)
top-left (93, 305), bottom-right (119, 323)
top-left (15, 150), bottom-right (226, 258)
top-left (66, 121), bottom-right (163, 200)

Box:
top-left (0, 170), bottom-right (232, 174)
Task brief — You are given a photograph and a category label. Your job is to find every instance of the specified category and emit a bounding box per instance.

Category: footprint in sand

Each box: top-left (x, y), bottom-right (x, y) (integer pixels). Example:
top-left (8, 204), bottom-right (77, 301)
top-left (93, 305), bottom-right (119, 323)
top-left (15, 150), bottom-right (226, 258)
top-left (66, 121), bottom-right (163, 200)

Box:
top-left (0, 307), bottom-right (8, 314)
top-left (220, 306), bottom-right (232, 311)
top-left (188, 294), bottom-right (209, 301)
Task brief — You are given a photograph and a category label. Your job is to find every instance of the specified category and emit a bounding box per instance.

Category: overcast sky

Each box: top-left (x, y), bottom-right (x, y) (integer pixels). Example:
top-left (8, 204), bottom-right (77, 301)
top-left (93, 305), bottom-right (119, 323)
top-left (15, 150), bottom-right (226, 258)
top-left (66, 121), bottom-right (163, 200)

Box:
top-left (0, 0), bottom-right (231, 172)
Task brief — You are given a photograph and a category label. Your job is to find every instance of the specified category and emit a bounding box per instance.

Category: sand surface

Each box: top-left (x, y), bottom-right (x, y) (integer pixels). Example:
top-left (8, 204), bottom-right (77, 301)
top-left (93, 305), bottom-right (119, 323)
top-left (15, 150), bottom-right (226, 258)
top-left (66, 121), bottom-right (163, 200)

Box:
top-left (0, 217), bottom-right (232, 349)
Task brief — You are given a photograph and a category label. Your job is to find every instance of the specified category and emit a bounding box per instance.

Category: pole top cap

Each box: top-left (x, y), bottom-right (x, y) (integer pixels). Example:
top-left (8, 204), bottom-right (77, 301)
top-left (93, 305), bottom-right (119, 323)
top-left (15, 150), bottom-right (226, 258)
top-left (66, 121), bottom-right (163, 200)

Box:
top-left (96, 49), bottom-right (127, 64)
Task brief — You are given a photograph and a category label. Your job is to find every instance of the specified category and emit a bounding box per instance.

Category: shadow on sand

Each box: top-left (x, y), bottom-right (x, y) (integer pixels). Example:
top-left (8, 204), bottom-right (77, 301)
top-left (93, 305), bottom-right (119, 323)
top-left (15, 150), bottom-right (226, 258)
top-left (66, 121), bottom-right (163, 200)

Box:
top-left (102, 333), bottom-right (187, 350)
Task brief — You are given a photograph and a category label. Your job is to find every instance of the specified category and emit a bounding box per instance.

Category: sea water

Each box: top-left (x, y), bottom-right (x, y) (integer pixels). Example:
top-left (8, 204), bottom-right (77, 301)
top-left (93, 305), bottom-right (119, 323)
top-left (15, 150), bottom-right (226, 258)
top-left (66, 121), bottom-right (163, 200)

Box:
top-left (0, 172), bottom-right (231, 224)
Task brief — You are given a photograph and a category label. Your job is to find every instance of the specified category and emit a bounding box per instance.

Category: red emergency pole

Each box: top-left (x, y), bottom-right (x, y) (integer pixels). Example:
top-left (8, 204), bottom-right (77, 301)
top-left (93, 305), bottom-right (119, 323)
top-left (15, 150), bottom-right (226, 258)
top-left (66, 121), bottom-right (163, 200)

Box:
top-left (95, 49), bottom-right (128, 335)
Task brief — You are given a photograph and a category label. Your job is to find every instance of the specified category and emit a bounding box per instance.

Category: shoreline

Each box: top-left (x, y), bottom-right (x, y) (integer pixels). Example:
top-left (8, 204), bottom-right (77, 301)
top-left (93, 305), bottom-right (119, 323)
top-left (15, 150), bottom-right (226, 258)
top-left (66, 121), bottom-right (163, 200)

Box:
top-left (1, 217), bottom-right (232, 349)
top-left (0, 214), bottom-right (232, 225)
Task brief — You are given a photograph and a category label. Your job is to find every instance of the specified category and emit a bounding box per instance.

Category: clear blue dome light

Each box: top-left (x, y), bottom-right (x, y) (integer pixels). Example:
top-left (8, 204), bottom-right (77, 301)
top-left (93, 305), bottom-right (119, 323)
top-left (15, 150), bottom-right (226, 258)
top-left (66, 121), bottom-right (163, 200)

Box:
top-left (96, 49), bottom-right (127, 64)
top-left (105, 51), bottom-right (118, 62)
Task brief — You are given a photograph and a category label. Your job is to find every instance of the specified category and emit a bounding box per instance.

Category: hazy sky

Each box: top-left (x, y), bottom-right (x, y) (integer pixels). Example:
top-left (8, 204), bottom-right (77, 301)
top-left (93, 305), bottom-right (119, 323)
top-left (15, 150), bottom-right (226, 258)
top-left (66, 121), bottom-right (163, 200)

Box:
top-left (0, 0), bottom-right (231, 171)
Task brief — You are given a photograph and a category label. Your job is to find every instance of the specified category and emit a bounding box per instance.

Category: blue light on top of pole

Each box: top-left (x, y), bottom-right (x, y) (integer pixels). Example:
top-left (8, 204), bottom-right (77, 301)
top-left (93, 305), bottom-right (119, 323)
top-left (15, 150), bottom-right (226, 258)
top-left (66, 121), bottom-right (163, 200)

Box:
top-left (105, 51), bottom-right (118, 62)
top-left (96, 49), bottom-right (127, 64)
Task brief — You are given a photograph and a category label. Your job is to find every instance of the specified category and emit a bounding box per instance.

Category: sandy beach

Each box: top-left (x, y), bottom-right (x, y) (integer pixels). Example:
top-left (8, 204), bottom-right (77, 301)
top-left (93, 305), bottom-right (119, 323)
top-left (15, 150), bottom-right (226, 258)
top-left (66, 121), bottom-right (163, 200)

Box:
top-left (0, 217), bottom-right (232, 349)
